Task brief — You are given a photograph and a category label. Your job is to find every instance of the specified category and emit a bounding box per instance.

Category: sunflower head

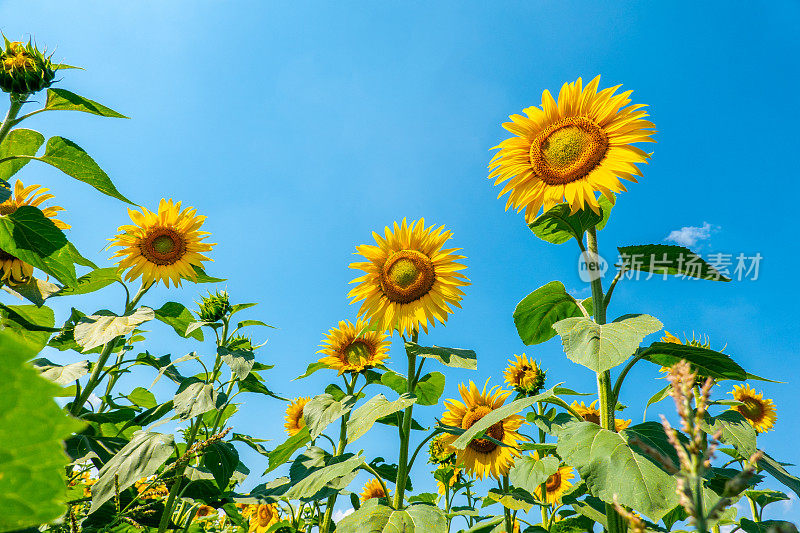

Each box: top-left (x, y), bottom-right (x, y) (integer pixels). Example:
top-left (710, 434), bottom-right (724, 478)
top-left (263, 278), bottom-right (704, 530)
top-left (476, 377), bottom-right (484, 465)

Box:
top-left (504, 354), bottom-right (546, 395)
top-left (195, 505), bottom-right (216, 518)
top-left (659, 331), bottom-right (715, 378)
top-left (109, 199), bottom-right (215, 288)
top-left (134, 476), bottom-right (169, 499)
top-left (439, 381), bottom-right (525, 480)
top-left (730, 384), bottom-right (777, 433)
top-left (247, 503), bottom-right (280, 533)
top-left (0, 38), bottom-right (56, 95)
top-left (317, 318), bottom-right (390, 375)
top-left (428, 434), bottom-right (456, 465)
top-left (348, 218), bottom-right (469, 337)
top-left (532, 452), bottom-right (576, 504)
top-left (360, 478), bottom-right (389, 502)
top-left (197, 289), bottom-right (231, 322)
top-left (489, 76), bottom-right (655, 221)
top-left (570, 400), bottom-right (631, 432)
top-left (284, 397), bottom-right (311, 436)
top-left (0, 180), bottom-right (70, 286)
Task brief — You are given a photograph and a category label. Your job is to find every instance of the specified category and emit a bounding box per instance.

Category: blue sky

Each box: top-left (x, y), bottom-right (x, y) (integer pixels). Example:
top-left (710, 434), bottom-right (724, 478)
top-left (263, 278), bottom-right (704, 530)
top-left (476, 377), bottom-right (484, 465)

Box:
top-left (2, 0), bottom-right (799, 526)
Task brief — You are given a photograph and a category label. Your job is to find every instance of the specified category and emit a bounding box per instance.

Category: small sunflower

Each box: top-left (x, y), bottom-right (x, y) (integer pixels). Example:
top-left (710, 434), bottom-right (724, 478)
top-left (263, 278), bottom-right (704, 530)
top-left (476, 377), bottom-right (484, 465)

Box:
top-left (440, 381), bottom-right (525, 480)
top-left (0, 180), bottom-right (70, 285)
top-left (532, 452), bottom-right (576, 504)
top-left (436, 466), bottom-right (460, 495)
top-left (730, 384), bottom-right (777, 433)
top-left (504, 354), bottom-right (546, 395)
top-left (570, 400), bottom-right (631, 432)
top-left (109, 199), bottom-right (214, 288)
top-left (489, 76), bottom-right (655, 220)
top-left (247, 504), bottom-right (280, 533)
top-left (284, 397), bottom-right (311, 436)
top-left (134, 476), bottom-right (169, 499)
top-left (428, 434), bottom-right (456, 465)
top-left (348, 218), bottom-right (469, 337)
top-left (360, 478), bottom-right (388, 502)
top-left (658, 331), bottom-right (714, 375)
top-left (317, 318), bottom-right (390, 375)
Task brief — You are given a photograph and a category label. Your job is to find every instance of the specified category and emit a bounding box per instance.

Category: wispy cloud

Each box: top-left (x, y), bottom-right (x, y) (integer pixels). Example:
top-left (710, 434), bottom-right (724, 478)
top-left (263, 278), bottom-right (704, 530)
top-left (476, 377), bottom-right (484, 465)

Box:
top-left (333, 508), bottom-right (354, 523)
top-left (665, 222), bottom-right (718, 247)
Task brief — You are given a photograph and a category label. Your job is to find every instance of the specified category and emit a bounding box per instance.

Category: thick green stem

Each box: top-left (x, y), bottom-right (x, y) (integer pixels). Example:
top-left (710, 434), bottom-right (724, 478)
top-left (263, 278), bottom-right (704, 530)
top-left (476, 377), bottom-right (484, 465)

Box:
top-left (393, 331), bottom-right (418, 508)
top-left (502, 476), bottom-right (513, 533)
top-left (537, 402), bottom-right (549, 526)
top-left (320, 374), bottom-right (357, 533)
top-left (0, 96), bottom-right (25, 146)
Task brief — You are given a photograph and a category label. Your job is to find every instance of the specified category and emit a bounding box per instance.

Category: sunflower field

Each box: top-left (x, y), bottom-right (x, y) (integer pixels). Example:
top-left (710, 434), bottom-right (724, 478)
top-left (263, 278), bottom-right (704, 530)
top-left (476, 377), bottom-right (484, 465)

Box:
top-left (1, 13), bottom-right (799, 533)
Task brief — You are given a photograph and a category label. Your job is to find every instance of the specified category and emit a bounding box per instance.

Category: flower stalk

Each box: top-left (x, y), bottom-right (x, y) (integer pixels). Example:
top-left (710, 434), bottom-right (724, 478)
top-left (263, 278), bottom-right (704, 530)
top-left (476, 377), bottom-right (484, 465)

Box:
top-left (393, 330), bottom-right (419, 508)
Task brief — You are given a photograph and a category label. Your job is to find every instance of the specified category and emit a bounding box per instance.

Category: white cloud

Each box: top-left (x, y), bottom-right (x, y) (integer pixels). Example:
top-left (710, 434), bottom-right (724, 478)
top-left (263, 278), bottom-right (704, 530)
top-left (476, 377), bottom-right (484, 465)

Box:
top-left (664, 222), bottom-right (718, 247)
top-left (332, 508), bottom-right (354, 523)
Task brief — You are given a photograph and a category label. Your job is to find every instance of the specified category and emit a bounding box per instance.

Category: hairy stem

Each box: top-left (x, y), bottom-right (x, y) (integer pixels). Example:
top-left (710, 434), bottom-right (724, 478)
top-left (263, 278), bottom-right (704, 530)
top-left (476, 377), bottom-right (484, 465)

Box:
top-left (0, 95), bottom-right (25, 145)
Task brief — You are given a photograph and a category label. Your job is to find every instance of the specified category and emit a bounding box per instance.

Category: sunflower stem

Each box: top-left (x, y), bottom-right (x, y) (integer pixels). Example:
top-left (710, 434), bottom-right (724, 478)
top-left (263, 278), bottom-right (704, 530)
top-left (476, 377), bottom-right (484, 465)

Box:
top-left (0, 95), bottom-right (25, 146)
top-left (393, 330), bottom-right (418, 509)
top-left (537, 402), bottom-right (549, 526)
top-left (502, 475), bottom-right (513, 533)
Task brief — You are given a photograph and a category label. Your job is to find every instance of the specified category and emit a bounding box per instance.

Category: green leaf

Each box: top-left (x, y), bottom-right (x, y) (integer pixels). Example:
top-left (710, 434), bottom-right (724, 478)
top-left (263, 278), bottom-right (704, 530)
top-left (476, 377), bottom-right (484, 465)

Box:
top-left (758, 453), bottom-right (800, 499)
top-left (173, 378), bottom-right (221, 420)
top-left (126, 387), bottom-right (157, 410)
top-left (405, 341), bottom-right (477, 370)
top-left (595, 194), bottom-right (614, 231)
top-left (44, 88), bottom-right (128, 118)
top-left (202, 441), bottom-right (239, 489)
top-left (54, 267), bottom-right (121, 297)
top-left (508, 454), bottom-right (560, 495)
top-left (459, 517), bottom-right (505, 533)
top-left (3, 276), bottom-right (61, 305)
top-left (31, 358), bottom-right (89, 386)
top-left (639, 341), bottom-right (747, 380)
top-left (0, 304), bottom-right (55, 358)
top-left (133, 351), bottom-right (186, 386)
top-left (701, 410), bottom-right (757, 457)
top-left (738, 519), bottom-right (799, 533)
top-left (190, 264), bottom-right (226, 283)
top-left (0, 128), bottom-right (44, 182)
top-left (303, 393), bottom-right (357, 440)
top-left (0, 205), bottom-right (77, 285)
top-left (89, 431), bottom-right (174, 513)
top-left (549, 516), bottom-right (596, 533)
top-left (231, 433), bottom-right (269, 456)
top-left (513, 281), bottom-right (587, 345)
top-left (552, 314), bottom-right (663, 373)
top-left (380, 370), bottom-right (408, 395)
top-left (451, 387), bottom-right (558, 450)
top-left (218, 346), bottom-right (255, 381)
top-left (285, 452), bottom-right (364, 500)
top-left (528, 203), bottom-right (603, 245)
top-left (414, 371), bottom-right (446, 406)
top-left (556, 421), bottom-right (679, 521)
top-left (618, 244), bottom-right (731, 281)
top-left (346, 393), bottom-right (416, 443)
top-left (485, 487), bottom-right (536, 512)
top-left (336, 500), bottom-right (447, 533)
top-left (644, 384), bottom-right (672, 419)
top-left (294, 361), bottom-right (329, 380)
top-left (744, 489), bottom-right (789, 508)
top-left (154, 302), bottom-right (203, 341)
top-left (64, 433), bottom-right (128, 465)
top-left (73, 306), bottom-right (154, 350)
top-left (0, 332), bottom-right (83, 530)
top-left (265, 426), bottom-right (311, 474)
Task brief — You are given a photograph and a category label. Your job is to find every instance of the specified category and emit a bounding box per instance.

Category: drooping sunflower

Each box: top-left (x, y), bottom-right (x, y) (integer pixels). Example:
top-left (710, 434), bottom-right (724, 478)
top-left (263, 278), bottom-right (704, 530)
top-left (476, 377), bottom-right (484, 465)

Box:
top-left (348, 218), bottom-right (469, 337)
top-left (428, 434), bottom-right (456, 465)
top-left (570, 400), bottom-right (631, 432)
top-left (489, 76), bottom-right (656, 220)
top-left (360, 478), bottom-right (388, 502)
top-left (109, 199), bottom-right (214, 288)
top-left (284, 397), bottom-right (311, 436)
top-left (729, 384), bottom-right (777, 433)
top-left (504, 354), bottom-right (546, 395)
top-left (532, 452), bottom-right (576, 504)
top-left (440, 381), bottom-right (525, 480)
top-left (246, 504), bottom-right (280, 533)
top-left (317, 318), bottom-right (390, 375)
top-left (658, 331), bottom-right (714, 375)
top-left (0, 180), bottom-right (70, 285)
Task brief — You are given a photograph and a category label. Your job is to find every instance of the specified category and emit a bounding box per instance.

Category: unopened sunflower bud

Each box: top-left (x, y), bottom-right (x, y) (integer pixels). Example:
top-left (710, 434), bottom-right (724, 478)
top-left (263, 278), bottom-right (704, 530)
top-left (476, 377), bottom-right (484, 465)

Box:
top-left (227, 334), bottom-right (253, 351)
top-left (428, 434), bottom-right (456, 465)
top-left (0, 38), bottom-right (56, 95)
top-left (197, 290), bottom-right (231, 322)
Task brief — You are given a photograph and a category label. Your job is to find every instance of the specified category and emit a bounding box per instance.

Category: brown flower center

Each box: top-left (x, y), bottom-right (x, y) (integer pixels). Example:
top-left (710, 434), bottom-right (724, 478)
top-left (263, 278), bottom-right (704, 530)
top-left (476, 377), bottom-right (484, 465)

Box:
top-left (0, 247), bottom-right (17, 261)
top-left (740, 398), bottom-right (764, 421)
top-left (462, 405), bottom-right (504, 454)
top-left (139, 227), bottom-right (186, 265)
top-left (380, 249), bottom-right (436, 304)
top-left (343, 340), bottom-right (372, 365)
top-left (580, 410), bottom-right (601, 425)
top-left (257, 505), bottom-right (275, 526)
top-left (546, 471), bottom-right (562, 492)
top-left (530, 116), bottom-right (609, 185)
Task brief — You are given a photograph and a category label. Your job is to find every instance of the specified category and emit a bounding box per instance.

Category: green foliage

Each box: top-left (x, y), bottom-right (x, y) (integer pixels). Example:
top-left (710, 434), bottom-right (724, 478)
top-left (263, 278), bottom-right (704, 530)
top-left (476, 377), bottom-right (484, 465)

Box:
top-left (336, 499), bottom-right (447, 533)
top-left (514, 281), bottom-right (589, 345)
top-left (639, 341), bottom-right (747, 380)
top-left (302, 393), bottom-right (357, 439)
top-left (44, 88), bottom-right (128, 118)
top-left (527, 203), bottom-right (603, 245)
top-left (405, 341), bottom-right (477, 370)
top-left (617, 244), bottom-right (731, 281)
top-left (0, 127), bottom-right (43, 183)
top-left (346, 393), bottom-right (416, 442)
top-left (508, 454), bottom-right (559, 495)
top-left (154, 301), bottom-right (204, 341)
top-left (73, 306), bottom-right (154, 350)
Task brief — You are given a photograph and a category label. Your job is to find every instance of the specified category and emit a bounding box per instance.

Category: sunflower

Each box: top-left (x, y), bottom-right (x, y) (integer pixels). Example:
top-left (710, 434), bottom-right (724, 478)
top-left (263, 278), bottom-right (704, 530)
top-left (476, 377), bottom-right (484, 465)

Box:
top-left (570, 400), bottom-right (631, 432)
top-left (436, 467), bottom-right (460, 495)
top-left (360, 478), bottom-right (388, 502)
top-left (246, 504), bottom-right (280, 533)
top-left (440, 381), bottom-right (525, 480)
top-left (428, 434), bottom-right (456, 465)
top-left (532, 452), bottom-right (575, 504)
top-left (109, 198), bottom-right (214, 288)
top-left (504, 354), bottom-right (546, 395)
top-left (195, 505), bottom-right (216, 518)
top-left (658, 331), bottom-right (713, 375)
top-left (69, 471), bottom-right (96, 498)
top-left (348, 218), bottom-right (469, 337)
top-left (0, 180), bottom-right (70, 285)
top-left (730, 384), bottom-right (777, 433)
top-left (489, 76), bottom-right (655, 220)
top-left (317, 318), bottom-right (390, 375)
top-left (284, 397), bottom-right (311, 436)
top-left (134, 476), bottom-right (169, 499)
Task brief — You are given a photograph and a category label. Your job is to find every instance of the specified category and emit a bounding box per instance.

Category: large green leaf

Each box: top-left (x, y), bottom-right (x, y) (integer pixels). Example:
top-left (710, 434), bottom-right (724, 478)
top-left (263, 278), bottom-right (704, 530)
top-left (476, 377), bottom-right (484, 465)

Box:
top-left (556, 421), bottom-right (679, 521)
top-left (73, 306), bottom-right (154, 350)
top-left (514, 281), bottom-right (587, 345)
top-left (154, 302), bottom-right (203, 341)
top-left (0, 304), bottom-right (55, 358)
top-left (415, 371), bottom-right (446, 406)
top-left (89, 431), bottom-right (174, 513)
top-left (405, 342), bottom-right (477, 370)
top-left (173, 378), bottom-right (221, 420)
top-left (639, 341), bottom-right (747, 380)
top-left (552, 314), bottom-right (663, 373)
top-left (528, 203), bottom-right (603, 245)
top-left (739, 519), bottom-right (799, 533)
top-left (758, 453), bottom-right (800, 499)
top-left (0, 205), bottom-right (78, 286)
top-left (701, 410), bottom-right (757, 457)
top-left (44, 88), bottom-right (128, 118)
top-left (4, 276), bottom-right (61, 306)
top-left (337, 499), bottom-right (447, 533)
top-left (0, 311), bottom-right (83, 531)
top-left (618, 244), bottom-right (730, 281)
top-left (346, 393), bottom-right (416, 443)
top-left (265, 426), bottom-right (311, 474)
top-left (451, 387), bottom-right (557, 450)
top-left (302, 393), bottom-right (357, 439)
top-left (285, 452), bottom-right (364, 500)
top-left (0, 128), bottom-right (44, 182)
top-left (508, 454), bottom-right (559, 495)
top-left (54, 267), bottom-right (121, 297)
top-left (218, 346), bottom-right (255, 381)
top-left (202, 441), bottom-right (239, 489)
top-left (31, 358), bottom-right (90, 386)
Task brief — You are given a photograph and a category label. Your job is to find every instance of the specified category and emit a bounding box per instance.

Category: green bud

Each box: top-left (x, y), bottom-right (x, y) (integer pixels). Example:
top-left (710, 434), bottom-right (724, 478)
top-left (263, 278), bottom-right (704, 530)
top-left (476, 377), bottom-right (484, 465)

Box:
top-left (0, 38), bottom-right (56, 95)
top-left (227, 334), bottom-right (253, 351)
top-left (197, 289), bottom-right (231, 322)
